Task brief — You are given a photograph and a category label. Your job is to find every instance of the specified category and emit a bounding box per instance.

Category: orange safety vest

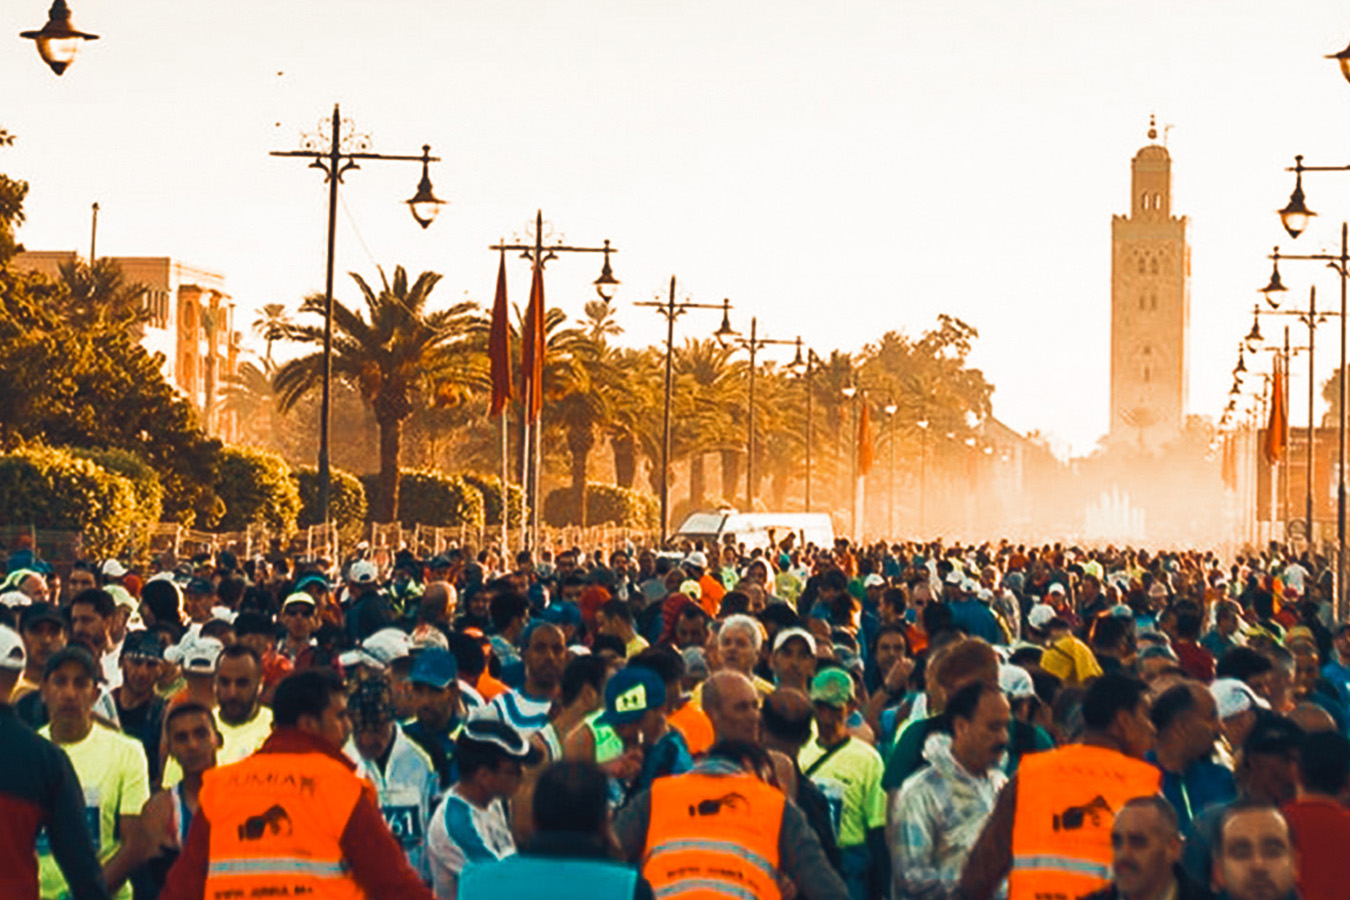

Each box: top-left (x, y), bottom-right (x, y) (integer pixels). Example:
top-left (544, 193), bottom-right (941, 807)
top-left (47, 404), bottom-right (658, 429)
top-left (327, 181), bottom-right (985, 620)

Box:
top-left (643, 771), bottom-right (784, 900)
top-left (1009, 744), bottom-right (1162, 900)
top-left (668, 702), bottom-right (715, 756)
top-left (198, 751), bottom-right (369, 900)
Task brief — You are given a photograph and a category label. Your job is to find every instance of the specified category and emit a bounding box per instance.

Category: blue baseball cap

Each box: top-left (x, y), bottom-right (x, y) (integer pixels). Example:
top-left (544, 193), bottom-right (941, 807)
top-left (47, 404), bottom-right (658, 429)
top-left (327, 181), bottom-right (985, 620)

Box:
top-left (408, 647), bottom-right (458, 689)
top-left (294, 573), bottom-right (330, 592)
top-left (600, 666), bottom-right (667, 727)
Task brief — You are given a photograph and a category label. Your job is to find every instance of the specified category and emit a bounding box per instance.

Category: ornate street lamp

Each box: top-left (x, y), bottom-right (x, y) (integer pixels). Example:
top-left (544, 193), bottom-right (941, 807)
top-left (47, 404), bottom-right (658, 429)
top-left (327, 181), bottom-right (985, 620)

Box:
top-left (21, 0), bottom-right (97, 75)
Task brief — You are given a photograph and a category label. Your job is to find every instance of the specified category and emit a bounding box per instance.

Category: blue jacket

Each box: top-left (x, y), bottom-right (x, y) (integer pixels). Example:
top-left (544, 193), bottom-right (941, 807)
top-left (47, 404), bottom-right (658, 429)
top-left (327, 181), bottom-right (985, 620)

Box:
top-left (459, 845), bottom-right (642, 900)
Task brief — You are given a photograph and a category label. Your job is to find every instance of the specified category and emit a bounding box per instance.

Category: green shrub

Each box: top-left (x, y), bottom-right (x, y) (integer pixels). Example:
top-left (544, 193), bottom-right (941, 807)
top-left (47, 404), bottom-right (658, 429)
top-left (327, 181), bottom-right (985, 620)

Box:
top-left (0, 446), bottom-right (140, 558)
top-left (214, 445), bottom-right (300, 535)
top-left (365, 469), bottom-right (485, 531)
top-left (70, 447), bottom-right (164, 524)
top-left (462, 474), bottom-right (525, 527)
top-left (294, 466), bottom-right (367, 535)
top-left (544, 483), bottom-right (659, 529)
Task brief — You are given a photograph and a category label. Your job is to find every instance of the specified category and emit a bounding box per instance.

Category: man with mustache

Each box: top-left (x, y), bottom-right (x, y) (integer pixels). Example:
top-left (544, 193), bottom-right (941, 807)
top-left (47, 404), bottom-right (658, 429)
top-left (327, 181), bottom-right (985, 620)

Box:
top-left (1080, 796), bottom-right (1212, 900)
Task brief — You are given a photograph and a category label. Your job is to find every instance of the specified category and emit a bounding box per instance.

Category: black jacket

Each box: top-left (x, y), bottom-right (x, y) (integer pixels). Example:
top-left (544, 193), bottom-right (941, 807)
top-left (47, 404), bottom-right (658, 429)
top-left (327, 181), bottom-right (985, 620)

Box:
top-left (1079, 863), bottom-right (1215, 900)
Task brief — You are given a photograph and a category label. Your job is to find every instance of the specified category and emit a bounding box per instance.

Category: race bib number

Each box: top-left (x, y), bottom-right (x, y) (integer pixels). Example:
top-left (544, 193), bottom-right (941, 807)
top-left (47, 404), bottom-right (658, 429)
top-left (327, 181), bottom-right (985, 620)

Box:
top-left (382, 804), bottom-right (424, 848)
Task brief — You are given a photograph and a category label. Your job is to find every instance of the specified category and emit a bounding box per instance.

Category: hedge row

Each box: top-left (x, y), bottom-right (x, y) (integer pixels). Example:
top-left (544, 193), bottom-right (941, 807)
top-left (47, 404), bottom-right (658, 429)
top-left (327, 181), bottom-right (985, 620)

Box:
top-left (0, 444), bottom-right (656, 549)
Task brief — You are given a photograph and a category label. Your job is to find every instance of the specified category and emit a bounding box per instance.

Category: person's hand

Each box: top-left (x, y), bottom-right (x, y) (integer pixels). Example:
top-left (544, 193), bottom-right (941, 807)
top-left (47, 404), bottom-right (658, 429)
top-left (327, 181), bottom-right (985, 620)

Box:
top-left (601, 746), bottom-right (644, 782)
top-left (884, 656), bottom-right (915, 693)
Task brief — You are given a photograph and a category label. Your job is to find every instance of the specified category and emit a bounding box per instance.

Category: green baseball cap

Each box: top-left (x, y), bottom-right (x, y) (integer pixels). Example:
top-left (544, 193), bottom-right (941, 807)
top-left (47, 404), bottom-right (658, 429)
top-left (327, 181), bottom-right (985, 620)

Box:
top-left (809, 668), bottom-right (854, 708)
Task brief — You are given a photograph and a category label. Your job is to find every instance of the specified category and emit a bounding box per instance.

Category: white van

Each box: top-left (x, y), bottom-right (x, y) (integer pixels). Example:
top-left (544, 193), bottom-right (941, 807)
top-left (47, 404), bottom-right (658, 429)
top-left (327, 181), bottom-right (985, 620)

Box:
top-left (671, 509), bottom-right (835, 552)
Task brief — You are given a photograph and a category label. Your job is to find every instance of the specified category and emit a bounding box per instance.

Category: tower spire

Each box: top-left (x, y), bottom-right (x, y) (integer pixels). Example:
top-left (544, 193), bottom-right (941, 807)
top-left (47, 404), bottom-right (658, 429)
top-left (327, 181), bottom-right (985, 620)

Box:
top-left (1148, 114), bottom-right (1157, 142)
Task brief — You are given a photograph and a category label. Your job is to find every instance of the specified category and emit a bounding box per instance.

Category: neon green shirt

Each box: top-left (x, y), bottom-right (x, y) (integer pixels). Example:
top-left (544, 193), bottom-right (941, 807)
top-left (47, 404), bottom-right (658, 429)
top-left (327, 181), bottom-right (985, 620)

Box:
top-left (38, 722), bottom-right (150, 900)
top-left (798, 735), bottom-right (885, 848)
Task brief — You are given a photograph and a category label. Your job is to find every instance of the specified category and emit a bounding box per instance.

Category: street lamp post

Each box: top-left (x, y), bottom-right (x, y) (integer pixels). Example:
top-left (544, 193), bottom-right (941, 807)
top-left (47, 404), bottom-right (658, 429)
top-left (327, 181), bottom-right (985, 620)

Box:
top-left (1266, 230), bottom-right (1349, 616)
top-left (885, 400), bottom-right (898, 536)
top-left (634, 278), bottom-right (733, 543)
top-left (271, 104), bottom-right (446, 527)
top-left (791, 340), bottom-right (825, 513)
top-left (491, 212), bottom-right (619, 550)
top-left (1250, 280), bottom-right (1337, 547)
top-left (719, 316), bottom-right (799, 513)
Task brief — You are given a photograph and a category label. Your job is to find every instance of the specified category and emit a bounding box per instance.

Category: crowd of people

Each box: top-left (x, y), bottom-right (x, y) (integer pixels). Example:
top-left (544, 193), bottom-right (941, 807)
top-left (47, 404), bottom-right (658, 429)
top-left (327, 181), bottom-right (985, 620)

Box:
top-left (0, 535), bottom-right (1346, 900)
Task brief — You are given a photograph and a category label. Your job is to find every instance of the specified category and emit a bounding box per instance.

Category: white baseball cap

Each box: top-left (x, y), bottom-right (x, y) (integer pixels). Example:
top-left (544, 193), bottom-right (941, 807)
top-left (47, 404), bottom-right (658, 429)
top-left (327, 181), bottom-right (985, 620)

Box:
top-left (340, 627), bottom-right (413, 670)
top-left (348, 559), bottom-right (379, 584)
top-left (0, 624), bottom-right (26, 671)
top-left (999, 663), bottom-right (1035, 700)
top-left (1028, 603), bottom-right (1057, 631)
top-left (100, 559), bottom-right (128, 578)
top-left (772, 627), bottom-right (818, 655)
top-left (863, 574), bottom-right (885, 588)
top-left (1210, 677), bottom-right (1270, 719)
top-left (165, 634), bottom-right (224, 676)
top-left (683, 551), bottom-right (708, 570)
top-left (0, 590), bottom-right (31, 609)
top-left (1047, 583), bottom-right (1066, 596)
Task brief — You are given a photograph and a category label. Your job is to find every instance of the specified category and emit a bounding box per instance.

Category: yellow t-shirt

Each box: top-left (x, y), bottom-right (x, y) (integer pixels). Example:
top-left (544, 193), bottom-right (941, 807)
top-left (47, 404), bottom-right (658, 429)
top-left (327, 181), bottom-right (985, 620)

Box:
top-left (161, 705), bottom-right (273, 787)
top-left (38, 722), bottom-right (150, 900)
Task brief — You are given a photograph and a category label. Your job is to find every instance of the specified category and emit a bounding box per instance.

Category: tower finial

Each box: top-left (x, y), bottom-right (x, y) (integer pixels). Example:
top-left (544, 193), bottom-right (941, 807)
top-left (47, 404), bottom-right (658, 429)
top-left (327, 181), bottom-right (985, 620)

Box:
top-left (1147, 114), bottom-right (1157, 142)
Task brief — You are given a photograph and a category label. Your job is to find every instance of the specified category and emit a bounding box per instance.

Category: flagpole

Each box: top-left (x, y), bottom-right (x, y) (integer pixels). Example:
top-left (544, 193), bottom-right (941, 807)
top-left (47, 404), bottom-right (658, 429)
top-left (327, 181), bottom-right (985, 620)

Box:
top-left (501, 412), bottom-right (509, 554)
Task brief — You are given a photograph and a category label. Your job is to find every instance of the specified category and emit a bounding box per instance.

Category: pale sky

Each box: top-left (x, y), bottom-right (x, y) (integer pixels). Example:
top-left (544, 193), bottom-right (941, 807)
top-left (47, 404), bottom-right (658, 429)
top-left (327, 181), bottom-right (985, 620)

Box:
top-left (6, 0), bottom-right (1350, 457)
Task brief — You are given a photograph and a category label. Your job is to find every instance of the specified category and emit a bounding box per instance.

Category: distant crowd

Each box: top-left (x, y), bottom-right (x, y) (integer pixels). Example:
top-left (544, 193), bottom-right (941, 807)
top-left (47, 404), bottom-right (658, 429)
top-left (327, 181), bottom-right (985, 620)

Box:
top-left (0, 536), bottom-right (1344, 900)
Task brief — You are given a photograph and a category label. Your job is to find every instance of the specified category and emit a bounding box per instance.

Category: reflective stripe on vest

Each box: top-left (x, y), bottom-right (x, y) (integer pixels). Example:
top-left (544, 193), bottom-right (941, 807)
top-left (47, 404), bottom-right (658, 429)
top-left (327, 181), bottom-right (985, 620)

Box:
top-left (654, 877), bottom-right (761, 900)
top-left (646, 838), bottom-right (778, 884)
top-left (207, 858), bottom-right (348, 877)
top-left (1011, 855), bottom-right (1112, 879)
top-left (1008, 744), bottom-right (1162, 900)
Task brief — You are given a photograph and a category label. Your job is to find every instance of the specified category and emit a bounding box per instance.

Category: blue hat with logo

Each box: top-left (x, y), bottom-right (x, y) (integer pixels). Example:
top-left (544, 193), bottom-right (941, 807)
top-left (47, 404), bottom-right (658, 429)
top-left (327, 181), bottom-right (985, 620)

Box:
top-left (408, 647), bottom-right (458, 689)
top-left (599, 665), bottom-right (666, 727)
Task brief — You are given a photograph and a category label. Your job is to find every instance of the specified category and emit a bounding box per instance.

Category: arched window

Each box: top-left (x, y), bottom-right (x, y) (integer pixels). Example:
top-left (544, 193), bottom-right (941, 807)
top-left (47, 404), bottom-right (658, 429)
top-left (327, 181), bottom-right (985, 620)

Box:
top-left (1142, 365), bottom-right (1151, 383)
top-left (1150, 257), bottom-right (1159, 275)
top-left (1154, 192), bottom-right (1162, 210)
top-left (1142, 192), bottom-right (1151, 211)
top-left (1150, 293), bottom-right (1158, 310)
top-left (1138, 255), bottom-right (1147, 275)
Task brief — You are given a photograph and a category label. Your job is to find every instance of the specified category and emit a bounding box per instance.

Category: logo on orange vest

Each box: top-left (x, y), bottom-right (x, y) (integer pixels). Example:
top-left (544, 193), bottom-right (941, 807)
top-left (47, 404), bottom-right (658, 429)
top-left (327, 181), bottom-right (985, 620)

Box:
top-left (1052, 795), bottom-right (1111, 831)
top-left (688, 792), bottom-right (747, 817)
top-left (238, 805), bottom-right (293, 841)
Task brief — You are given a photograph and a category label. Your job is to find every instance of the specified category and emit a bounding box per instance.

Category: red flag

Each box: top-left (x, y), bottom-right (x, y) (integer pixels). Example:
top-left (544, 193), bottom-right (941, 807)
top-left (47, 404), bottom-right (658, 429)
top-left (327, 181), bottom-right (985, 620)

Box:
top-left (1264, 358), bottom-right (1289, 465)
top-left (488, 250), bottom-right (513, 418)
top-left (520, 261), bottom-right (545, 424)
top-left (857, 398), bottom-right (873, 476)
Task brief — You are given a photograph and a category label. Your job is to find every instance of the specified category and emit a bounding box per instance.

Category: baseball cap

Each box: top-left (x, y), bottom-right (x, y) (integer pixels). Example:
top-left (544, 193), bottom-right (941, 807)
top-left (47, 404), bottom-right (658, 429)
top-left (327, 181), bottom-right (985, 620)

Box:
top-left (294, 573), bottom-right (330, 593)
top-left (677, 580), bottom-right (701, 600)
top-left (120, 631), bottom-right (163, 662)
top-left (340, 627), bottom-right (414, 670)
top-left (945, 570), bottom-right (964, 585)
top-left (408, 647), bottom-right (458, 689)
top-left (0, 624), bottom-right (25, 671)
top-left (863, 574), bottom-right (885, 588)
top-left (101, 559), bottom-right (128, 579)
top-left (772, 627), bottom-right (817, 655)
top-left (1047, 582), bottom-right (1066, 596)
top-left (165, 633), bottom-right (224, 675)
top-left (1244, 713), bottom-right (1305, 756)
top-left (1028, 603), bottom-right (1057, 631)
top-left (43, 644), bottom-right (100, 681)
top-left (280, 592), bottom-right (317, 612)
top-left (460, 716), bottom-right (542, 764)
top-left (20, 602), bottom-right (65, 632)
top-left (683, 551), bottom-right (708, 570)
top-left (809, 668), bottom-right (854, 708)
top-left (0, 590), bottom-right (30, 609)
top-left (600, 666), bottom-right (667, 727)
top-left (348, 560), bottom-right (379, 584)
top-left (999, 663), bottom-right (1035, 700)
top-left (105, 584), bottom-right (137, 611)
top-left (185, 577), bottom-right (215, 596)
top-left (1211, 677), bottom-right (1270, 719)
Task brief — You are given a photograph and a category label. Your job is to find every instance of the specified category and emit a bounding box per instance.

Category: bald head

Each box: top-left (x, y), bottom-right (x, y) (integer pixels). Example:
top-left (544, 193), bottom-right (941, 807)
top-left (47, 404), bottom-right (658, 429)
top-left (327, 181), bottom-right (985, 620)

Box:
top-left (703, 670), bottom-right (759, 744)
top-left (420, 581), bottom-right (456, 622)
top-left (762, 687), bottom-right (812, 754)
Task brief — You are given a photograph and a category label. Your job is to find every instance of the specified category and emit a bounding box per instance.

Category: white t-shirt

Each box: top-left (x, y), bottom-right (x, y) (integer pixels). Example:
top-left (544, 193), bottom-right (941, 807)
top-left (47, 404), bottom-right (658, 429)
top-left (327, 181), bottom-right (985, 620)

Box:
top-left (345, 725), bottom-right (440, 882)
top-left (427, 787), bottom-right (515, 899)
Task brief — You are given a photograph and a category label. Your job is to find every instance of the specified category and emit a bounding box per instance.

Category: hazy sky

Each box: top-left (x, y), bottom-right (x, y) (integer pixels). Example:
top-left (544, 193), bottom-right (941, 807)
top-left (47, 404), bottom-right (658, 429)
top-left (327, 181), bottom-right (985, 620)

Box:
top-left (7, 0), bottom-right (1350, 456)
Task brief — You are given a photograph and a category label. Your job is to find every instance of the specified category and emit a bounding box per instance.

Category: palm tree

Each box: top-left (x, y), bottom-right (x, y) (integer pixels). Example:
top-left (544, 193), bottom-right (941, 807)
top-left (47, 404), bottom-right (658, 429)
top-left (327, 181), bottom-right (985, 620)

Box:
top-left (55, 257), bottom-right (149, 331)
top-left (220, 357), bottom-right (280, 447)
top-left (671, 338), bottom-right (744, 508)
top-left (252, 303), bottom-right (291, 364)
top-left (272, 265), bottom-right (480, 522)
